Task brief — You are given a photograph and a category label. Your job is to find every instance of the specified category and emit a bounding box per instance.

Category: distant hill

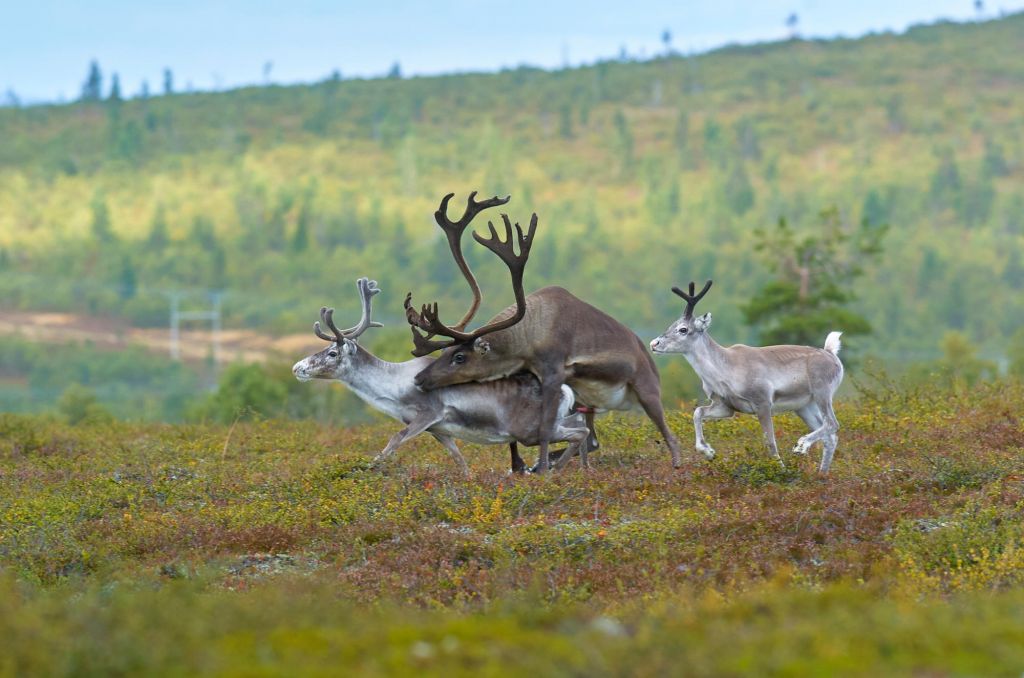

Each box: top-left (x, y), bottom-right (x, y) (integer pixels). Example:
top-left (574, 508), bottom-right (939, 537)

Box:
top-left (1, 13), bottom-right (1022, 365)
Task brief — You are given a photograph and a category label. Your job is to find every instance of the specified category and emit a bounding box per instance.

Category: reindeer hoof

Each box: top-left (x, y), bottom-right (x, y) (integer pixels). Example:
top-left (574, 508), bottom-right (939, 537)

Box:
top-left (793, 440), bottom-right (811, 455)
top-left (697, 446), bottom-right (716, 460)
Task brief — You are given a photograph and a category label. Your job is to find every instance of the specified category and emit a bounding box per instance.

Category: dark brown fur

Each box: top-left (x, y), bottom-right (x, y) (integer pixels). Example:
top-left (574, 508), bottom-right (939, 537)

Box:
top-left (415, 286), bottom-right (682, 472)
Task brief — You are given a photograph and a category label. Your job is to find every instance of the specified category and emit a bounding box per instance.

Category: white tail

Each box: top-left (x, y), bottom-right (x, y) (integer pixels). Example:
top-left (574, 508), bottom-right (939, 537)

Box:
top-left (824, 331), bottom-right (842, 355)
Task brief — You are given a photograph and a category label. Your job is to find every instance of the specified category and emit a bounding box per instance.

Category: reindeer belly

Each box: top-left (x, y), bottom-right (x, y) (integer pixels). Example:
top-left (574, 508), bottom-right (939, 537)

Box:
top-left (770, 395), bottom-right (812, 413)
top-left (435, 425), bottom-right (514, 445)
top-left (432, 415), bottom-right (516, 445)
top-left (568, 378), bottom-right (637, 412)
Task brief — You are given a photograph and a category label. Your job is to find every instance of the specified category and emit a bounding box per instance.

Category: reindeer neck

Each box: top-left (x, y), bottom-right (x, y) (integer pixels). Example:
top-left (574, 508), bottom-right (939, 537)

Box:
top-left (336, 344), bottom-right (425, 412)
top-left (681, 332), bottom-right (728, 380)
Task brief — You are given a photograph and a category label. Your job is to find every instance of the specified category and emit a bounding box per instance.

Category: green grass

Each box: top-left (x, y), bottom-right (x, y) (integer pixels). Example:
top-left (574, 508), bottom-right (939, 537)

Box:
top-left (2, 382), bottom-right (1024, 674)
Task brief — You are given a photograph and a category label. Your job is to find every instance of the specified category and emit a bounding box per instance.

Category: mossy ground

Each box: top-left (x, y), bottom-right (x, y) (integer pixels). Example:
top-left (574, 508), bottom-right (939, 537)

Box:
top-left (2, 382), bottom-right (1023, 675)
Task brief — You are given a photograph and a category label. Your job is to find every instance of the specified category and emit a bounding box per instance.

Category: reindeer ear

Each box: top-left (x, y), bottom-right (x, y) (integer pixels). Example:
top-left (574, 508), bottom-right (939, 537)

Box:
top-left (473, 338), bottom-right (491, 355)
top-left (694, 312), bottom-right (712, 331)
top-left (342, 339), bottom-right (358, 354)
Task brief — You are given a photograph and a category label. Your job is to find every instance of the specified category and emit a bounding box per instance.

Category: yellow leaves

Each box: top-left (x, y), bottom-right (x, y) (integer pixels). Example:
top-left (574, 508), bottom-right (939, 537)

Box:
top-left (444, 490), bottom-right (509, 526)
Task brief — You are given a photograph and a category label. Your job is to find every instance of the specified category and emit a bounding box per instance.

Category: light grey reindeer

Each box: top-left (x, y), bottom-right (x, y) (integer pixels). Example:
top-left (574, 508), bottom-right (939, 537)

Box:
top-left (650, 280), bottom-right (844, 473)
top-left (292, 277), bottom-right (590, 473)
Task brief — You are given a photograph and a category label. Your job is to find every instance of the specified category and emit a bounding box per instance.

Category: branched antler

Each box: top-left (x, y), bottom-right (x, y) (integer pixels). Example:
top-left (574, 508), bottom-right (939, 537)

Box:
top-left (406, 210), bottom-right (538, 357)
top-left (671, 280), bottom-right (713, 319)
top-left (435, 191), bottom-right (510, 331)
top-left (313, 278), bottom-right (383, 344)
top-left (314, 306), bottom-right (338, 342)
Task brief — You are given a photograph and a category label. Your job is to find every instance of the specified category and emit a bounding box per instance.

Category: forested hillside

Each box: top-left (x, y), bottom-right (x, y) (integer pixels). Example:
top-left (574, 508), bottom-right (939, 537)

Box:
top-left (1, 14), bottom-right (1022, 367)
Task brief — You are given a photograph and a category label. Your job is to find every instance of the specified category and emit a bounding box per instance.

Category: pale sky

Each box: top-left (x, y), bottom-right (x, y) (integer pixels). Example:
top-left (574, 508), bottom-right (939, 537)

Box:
top-left (2, 0), bottom-right (1022, 104)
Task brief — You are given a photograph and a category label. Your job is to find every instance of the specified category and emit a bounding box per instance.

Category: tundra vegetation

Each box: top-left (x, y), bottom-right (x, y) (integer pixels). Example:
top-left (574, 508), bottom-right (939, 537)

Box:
top-left (2, 377), bottom-right (1024, 674)
top-left (2, 13), bottom-right (1024, 675)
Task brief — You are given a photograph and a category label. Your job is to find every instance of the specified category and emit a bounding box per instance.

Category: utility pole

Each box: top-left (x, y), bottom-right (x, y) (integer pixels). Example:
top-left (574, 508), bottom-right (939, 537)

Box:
top-left (169, 292), bottom-right (181, 360)
top-left (167, 291), bottom-right (224, 380)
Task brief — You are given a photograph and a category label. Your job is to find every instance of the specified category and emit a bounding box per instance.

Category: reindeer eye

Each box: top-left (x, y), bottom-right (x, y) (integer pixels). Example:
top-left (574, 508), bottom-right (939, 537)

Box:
top-left (678, 327), bottom-right (688, 335)
top-left (327, 350), bottom-right (339, 358)
top-left (453, 353), bottom-right (466, 365)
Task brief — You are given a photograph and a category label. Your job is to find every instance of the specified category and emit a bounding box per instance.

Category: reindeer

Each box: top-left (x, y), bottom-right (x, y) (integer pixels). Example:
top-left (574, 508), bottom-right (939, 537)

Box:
top-left (405, 197), bottom-right (683, 474)
top-left (292, 277), bottom-right (590, 473)
top-left (415, 191), bottom-right (599, 472)
top-left (649, 280), bottom-right (844, 473)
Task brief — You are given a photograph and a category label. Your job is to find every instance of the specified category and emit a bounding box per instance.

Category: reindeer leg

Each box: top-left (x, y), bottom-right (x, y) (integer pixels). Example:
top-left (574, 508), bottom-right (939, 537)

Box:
top-left (371, 413), bottom-right (438, 468)
top-left (755, 405), bottom-right (784, 468)
top-left (694, 398), bottom-right (733, 460)
top-left (584, 409), bottom-right (600, 454)
top-left (527, 447), bottom-right (570, 474)
top-left (533, 372), bottom-right (567, 474)
top-left (632, 374), bottom-right (683, 468)
top-left (794, 405), bottom-right (824, 456)
top-left (508, 442), bottom-right (528, 475)
top-left (817, 398), bottom-right (841, 474)
top-left (551, 425), bottom-right (589, 471)
top-left (431, 433), bottom-right (469, 476)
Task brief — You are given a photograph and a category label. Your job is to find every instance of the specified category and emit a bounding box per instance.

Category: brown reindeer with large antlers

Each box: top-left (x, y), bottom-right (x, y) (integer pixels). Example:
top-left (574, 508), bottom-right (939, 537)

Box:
top-left (406, 194), bottom-right (682, 473)
top-left (410, 191), bottom-right (586, 472)
top-left (293, 277), bottom-right (590, 473)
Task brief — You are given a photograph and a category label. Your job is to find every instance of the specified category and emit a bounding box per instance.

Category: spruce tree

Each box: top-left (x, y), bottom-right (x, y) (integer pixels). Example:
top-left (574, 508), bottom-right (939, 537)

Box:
top-left (744, 207), bottom-right (887, 348)
top-left (81, 60), bottom-right (103, 101)
top-left (108, 73), bottom-right (122, 102)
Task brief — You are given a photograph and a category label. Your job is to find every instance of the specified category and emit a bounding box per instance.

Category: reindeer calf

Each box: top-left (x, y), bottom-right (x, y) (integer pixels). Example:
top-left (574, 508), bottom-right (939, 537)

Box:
top-left (650, 281), bottom-right (844, 473)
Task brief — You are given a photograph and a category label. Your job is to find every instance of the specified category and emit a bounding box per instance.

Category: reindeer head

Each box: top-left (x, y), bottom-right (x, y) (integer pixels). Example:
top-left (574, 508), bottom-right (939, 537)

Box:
top-left (413, 334), bottom-right (527, 390)
top-left (406, 197), bottom-right (536, 390)
top-left (293, 278), bottom-right (382, 381)
top-left (650, 280), bottom-right (713, 354)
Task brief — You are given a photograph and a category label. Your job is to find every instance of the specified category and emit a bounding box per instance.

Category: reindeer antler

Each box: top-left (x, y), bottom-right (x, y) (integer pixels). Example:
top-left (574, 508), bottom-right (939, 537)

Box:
top-left (313, 278), bottom-right (383, 344)
top-left (434, 191), bottom-right (510, 331)
top-left (404, 293), bottom-right (458, 355)
top-left (406, 211), bottom-right (538, 357)
top-left (314, 306), bottom-right (339, 342)
top-left (672, 280), bottom-right (713, 319)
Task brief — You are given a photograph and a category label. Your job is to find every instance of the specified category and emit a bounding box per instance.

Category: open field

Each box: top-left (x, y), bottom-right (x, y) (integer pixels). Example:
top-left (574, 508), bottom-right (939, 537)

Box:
top-left (2, 381), bottom-right (1023, 675)
top-left (0, 309), bottom-right (318, 365)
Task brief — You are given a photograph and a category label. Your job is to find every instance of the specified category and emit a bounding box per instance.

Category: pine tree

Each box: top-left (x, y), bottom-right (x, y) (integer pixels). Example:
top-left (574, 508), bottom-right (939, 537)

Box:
top-left (291, 196), bottom-right (311, 252)
top-left (147, 206), bottom-right (169, 249)
top-left (90, 193), bottom-right (114, 241)
top-left (118, 255), bottom-right (137, 300)
top-left (163, 68), bottom-right (174, 95)
top-left (929, 150), bottom-right (962, 212)
top-left (108, 73), bottom-right (122, 102)
top-left (81, 60), bottom-right (103, 102)
top-left (673, 109), bottom-right (689, 162)
top-left (613, 110), bottom-right (633, 172)
top-left (743, 207), bottom-right (887, 347)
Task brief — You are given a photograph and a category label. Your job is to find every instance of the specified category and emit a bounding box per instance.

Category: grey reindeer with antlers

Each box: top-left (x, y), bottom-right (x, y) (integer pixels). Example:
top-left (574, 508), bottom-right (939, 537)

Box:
top-left (650, 280), bottom-right (844, 473)
top-left (292, 277), bottom-right (590, 473)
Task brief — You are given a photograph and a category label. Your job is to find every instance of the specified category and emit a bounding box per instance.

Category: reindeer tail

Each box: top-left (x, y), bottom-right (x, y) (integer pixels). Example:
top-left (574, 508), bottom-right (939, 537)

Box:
top-left (824, 331), bottom-right (842, 355)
